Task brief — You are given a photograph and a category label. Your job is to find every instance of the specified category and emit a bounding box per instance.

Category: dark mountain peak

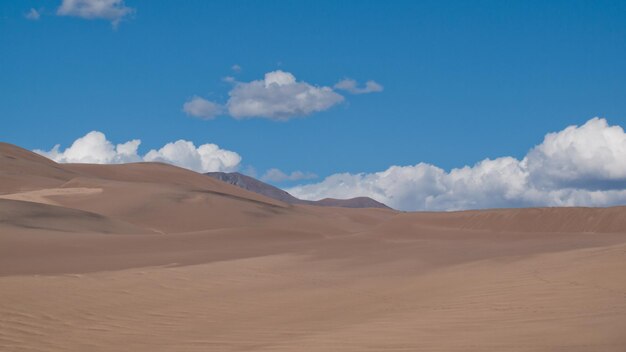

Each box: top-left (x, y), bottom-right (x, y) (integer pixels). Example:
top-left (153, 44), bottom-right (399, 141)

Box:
top-left (205, 172), bottom-right (301, 204)
top-left (316, 197), bottom-right (390, 209)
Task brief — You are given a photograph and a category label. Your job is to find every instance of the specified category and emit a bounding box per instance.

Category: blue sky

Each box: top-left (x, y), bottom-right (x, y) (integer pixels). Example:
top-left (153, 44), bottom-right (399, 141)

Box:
top-left (2, 0), bottom-right (626, 210)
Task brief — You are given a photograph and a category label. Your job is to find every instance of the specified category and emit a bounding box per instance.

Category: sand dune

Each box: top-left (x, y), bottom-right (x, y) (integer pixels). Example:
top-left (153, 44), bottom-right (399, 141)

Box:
top-left (0, 198), bottom-right (146, 235)
top-left (1, 142), bottom-right (626, 351)
top-left (0, 142), bottom-right (77, 194)
top-left (390, 207), bottom-right (626, 233)
top-left (0, 187), bottom-right (102, 206)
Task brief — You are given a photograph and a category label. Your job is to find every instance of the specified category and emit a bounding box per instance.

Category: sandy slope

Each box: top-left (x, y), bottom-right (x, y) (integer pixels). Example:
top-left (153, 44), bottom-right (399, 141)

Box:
top-left (1, 143), bottom-right (625, 351)
top-left (0, 187), bottom-right (102, 206)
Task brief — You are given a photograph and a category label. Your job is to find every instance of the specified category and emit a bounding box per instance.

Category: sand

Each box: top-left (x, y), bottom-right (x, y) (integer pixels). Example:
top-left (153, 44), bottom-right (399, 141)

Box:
top-left (1, 142), bottom-right (625, 351)
top-left (0, 187), bottom-right (103, 206)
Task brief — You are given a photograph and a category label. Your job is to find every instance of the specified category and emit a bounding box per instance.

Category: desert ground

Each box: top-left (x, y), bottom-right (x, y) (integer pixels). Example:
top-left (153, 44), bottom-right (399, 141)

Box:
top-left (1, 141), bottom-right (625, 351)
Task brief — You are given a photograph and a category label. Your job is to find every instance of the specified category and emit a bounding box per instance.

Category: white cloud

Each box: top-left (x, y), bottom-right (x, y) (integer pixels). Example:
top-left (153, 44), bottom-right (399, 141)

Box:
top-left (35, 131), bottom-right (241, 173)
top-left (226, 70), bottom-right (344, 120)
top-left (144, 140), bottom-right (241, 173)
top-left (261, 168), bottom-right (317, 183)
top-left (34, 131), bottom-right (141, 164)
top-left (185, 71), bottom-right (385, 121)
top-left (25, 8), bottom-right (41, 20)
top-left (57, 0), bottom-right (134, 27)
top-left (231, 64), bottom-right (242, 73)
top-left (182, 96), bottom-right (223, 120)
top-left (525, 117), bottom-right (626, 190)
top-left (334, 79), bottom-right (383, 94)
top-left (288, 118), bottom-right (626, 211)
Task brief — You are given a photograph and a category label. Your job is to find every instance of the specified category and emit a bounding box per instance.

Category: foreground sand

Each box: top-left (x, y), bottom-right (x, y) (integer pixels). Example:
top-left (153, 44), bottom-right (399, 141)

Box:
top-left (1, 142), bottom-right (626, 351)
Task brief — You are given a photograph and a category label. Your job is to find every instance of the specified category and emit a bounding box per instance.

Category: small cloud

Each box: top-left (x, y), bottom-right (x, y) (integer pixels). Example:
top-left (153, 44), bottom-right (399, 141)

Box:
top-left (242, 165), bottom-right (257, 178)
top-left (261, 168), bottom-right (317, 183)
top-left (57, 0), bottom-right (135, 28)
top-left (231, 64), bottom-right (242, 73)
top-left (186, 71), bottom-right (383, 122)
top-left (25, 8), bottom-right (41, 20)
top-left (227, 70), bottom-right (344, 121)
top-left (182, 96), bottom-right (223, 120)
top-left (334, 79), bottom-right (383, 94)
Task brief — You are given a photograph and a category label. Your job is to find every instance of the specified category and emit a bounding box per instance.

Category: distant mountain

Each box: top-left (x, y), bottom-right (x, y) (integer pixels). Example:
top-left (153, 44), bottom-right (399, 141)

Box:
top-left (205, 172), bottom-right (391, 209)
top-left (205, 172), bottom-right (301, 204)
top-left (314, 197), bottom-right (390, 208)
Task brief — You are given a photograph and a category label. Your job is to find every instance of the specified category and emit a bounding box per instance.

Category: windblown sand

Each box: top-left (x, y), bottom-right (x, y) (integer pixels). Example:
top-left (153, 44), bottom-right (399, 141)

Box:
top-left (1, 142), bottom-right (625, 351)
top-left (0, 187), bottom-right (102, 206)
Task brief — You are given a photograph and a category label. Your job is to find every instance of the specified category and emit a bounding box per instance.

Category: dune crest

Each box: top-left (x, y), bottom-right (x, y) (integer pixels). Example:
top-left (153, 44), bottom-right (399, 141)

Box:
top-left (0, 187), bottom-right (103, 206)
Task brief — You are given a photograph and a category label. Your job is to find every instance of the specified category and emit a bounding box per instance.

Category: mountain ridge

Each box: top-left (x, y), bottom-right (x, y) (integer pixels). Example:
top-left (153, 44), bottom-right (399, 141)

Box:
top-left (205, 171), bottom-right (391, 209)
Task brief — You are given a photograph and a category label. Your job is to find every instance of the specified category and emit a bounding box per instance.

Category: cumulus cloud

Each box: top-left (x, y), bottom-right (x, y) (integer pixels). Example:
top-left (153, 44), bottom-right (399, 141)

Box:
top-left (182, 96), bottom-right (223, 120)
top-left (288, 118), bottom-right (626, 211)
top-left (185, 71), bottom-right (386, 121)
top-left (261, 168), bottom-right (317, 183)
top-left (25, 8), bottom-right (41, 20)
top-left (525, 118), bottom-right (626, 190)
top-left (144, 140), bottom-right (241, 173)
top-left (35, 131), bottom-right (241, 173)
top-left (34, 131), bottom-right (141, 164)
top-left (226, 70), bottom-right (344, 120)
top-left (334, 79), bottom-right (383, 94)
top-left (57, 0), bottom-right (134, 27)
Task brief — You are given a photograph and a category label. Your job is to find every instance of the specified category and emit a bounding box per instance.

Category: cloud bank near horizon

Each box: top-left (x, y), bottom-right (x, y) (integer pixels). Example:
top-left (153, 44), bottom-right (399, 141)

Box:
top-left (183, 70), bottom-right (382, 121)
top-left (288, 118), bottom-right (626, 211)
top-left (261, 168), bottom-right (317, 183)
top-left (34, 131), bottom-right (241, 173)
